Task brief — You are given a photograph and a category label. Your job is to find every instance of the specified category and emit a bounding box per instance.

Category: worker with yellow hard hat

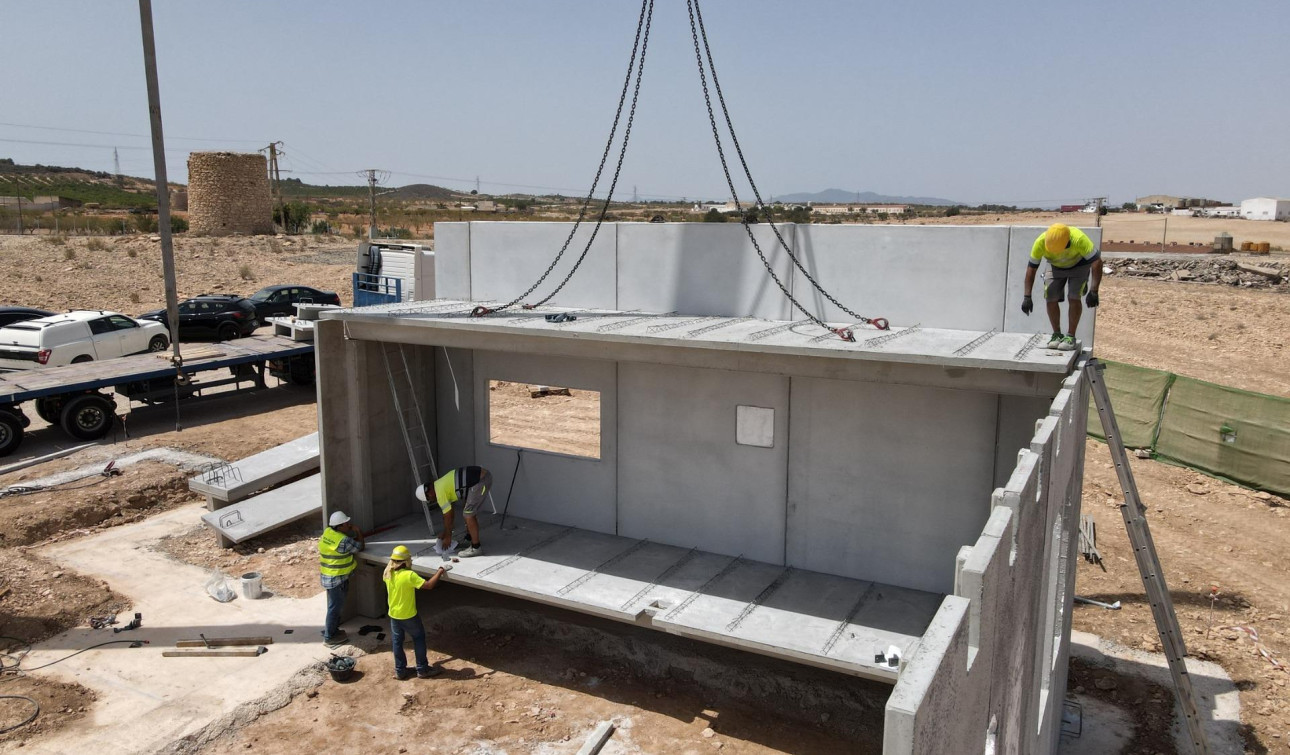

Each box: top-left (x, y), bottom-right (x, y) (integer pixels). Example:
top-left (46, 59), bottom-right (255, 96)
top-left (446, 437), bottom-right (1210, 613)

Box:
top-left (383, 544), bottom-right (450, 680)
top-left (1020, 223), bottom-right (1102, 351)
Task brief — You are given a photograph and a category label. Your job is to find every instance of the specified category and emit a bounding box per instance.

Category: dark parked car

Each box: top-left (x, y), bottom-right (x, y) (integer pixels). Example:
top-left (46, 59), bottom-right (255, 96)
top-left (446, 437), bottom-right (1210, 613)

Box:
top-left (248, 285), bottom-right (341, 319)
top-left (140, 295), bottom-right (260, 341)
top-left (0, 307), bottom-right (54, 329)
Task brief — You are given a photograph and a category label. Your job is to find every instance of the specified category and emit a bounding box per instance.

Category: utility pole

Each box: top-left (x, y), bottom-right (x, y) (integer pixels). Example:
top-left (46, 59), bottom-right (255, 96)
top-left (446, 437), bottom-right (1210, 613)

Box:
top-left (137, 0), bottom-right (184, 421)
top-left (475, 175), bottom-right (480, 194)
top-left (13, 175), bottom-right (22, 235)
top-left (114, 148), bottom-right (123, 188)
top-left (1093, 196), bottom-right (1106, 228)
top-left (1161, 214), bottom-right (1169, 253)
top-left (267, 142), bottom-right (284, 232)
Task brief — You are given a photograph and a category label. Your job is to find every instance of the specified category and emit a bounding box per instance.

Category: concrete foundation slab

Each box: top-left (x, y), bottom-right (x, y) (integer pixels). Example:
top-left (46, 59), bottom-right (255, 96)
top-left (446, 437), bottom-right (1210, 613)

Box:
top-left (200, 473), bottom-right (321, 544)
top-left (360, 513), bottom-right (941, 683)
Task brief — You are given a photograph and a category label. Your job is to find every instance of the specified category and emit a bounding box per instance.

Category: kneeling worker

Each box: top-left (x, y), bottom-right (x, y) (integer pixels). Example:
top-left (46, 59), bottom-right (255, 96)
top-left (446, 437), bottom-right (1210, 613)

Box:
top-left (383, 545), bottom-right (449, 680)
top-left (416, 466), bottom-right (493, 558)
top-left (1020, 222), bottom-right (1101, 351)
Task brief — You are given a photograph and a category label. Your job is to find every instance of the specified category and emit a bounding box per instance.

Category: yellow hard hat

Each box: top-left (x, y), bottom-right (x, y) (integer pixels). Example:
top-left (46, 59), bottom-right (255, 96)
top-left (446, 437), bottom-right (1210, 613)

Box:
top-left (1044, 223), bottom-right (1071, 253)
top-left (391, 545), bottom-right (412, 561)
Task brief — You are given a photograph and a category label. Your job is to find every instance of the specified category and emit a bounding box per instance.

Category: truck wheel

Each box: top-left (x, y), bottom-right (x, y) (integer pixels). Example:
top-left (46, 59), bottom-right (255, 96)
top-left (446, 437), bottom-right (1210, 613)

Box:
top-left (288, 358), bottom-right (315, 386)
top-left (0, 411), bottom-right (22, 457)
top-left (217, 323), bottom-right (240, 341)
top-left (34, 397), bottom-right (60, 424)
top-left (148, 335), bottom-right (169, 352)
top-left (60, 394), bottom-right (116, 441)
top-left (71, 355), bottom-right (94, 364)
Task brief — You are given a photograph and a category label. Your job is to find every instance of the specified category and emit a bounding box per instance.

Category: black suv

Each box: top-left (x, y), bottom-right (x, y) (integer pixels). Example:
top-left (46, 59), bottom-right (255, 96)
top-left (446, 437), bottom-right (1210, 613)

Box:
top-left (140, 296), bottom-right (260, 341)
top-left (248, 285), bottom-right (341, 319)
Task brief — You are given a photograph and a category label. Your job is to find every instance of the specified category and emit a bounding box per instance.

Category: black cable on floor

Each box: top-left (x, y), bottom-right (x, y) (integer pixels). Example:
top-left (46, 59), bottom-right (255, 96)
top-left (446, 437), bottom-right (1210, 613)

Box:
top-left (0, 695), bottom-right (39, 735)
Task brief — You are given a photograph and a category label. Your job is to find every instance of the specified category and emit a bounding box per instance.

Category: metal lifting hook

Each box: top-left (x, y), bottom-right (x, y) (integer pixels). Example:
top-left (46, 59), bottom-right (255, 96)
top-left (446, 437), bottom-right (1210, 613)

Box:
top-left (868, 318), bottom-right (891, 331)
top-left (469, 306), bottom-right (494, 318)
top-left (831, 327), bottom-right (856, 342)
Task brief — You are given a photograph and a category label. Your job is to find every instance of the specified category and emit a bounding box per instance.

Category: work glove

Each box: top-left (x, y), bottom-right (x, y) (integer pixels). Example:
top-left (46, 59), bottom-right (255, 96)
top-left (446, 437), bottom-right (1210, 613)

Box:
top-left (1085, 289), bottom-right (1099, 308)
top-left (1020, 296), bottom-right (1033, 316)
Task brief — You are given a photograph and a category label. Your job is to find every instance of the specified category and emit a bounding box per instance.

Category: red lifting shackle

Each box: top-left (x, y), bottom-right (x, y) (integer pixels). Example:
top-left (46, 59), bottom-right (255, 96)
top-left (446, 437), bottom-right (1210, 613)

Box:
top-left (831, 327), bottom-right (856, 342)
top-left (870, 318), bottom-right (890, 331)
top-left (469, 306), bottom-right (494, 318)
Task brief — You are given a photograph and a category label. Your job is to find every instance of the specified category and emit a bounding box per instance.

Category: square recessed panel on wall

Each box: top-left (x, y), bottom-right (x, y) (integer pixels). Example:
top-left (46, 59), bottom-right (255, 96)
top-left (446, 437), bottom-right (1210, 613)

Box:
top-left (736, 405), bottom-right (775, 448)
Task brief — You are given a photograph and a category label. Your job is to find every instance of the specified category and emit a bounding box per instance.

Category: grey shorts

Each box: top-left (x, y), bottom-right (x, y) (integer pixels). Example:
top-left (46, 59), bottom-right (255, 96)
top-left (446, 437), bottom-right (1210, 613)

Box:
top-left (1043, 265), bottom-right (1091, 302)
top-left (461, 469), bottom-right (492, 516)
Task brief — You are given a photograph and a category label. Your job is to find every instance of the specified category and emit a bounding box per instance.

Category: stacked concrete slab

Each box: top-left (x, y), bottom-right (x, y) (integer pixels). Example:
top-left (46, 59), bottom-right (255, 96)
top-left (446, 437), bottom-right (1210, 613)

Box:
top-left (315, 222), bottom-right (1094, 754)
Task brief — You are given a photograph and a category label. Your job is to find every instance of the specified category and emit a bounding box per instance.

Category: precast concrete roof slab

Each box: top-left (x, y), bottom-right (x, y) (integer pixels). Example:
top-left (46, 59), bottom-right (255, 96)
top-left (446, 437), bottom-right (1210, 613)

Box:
top-left (200, 473), bottom-right (321, 544)
top-left (189, 432), bottom-right (319, 503)
top-left (326, 300), bottom-right (1076, 375)
top-left (361, 513), bottom-right (941, 683)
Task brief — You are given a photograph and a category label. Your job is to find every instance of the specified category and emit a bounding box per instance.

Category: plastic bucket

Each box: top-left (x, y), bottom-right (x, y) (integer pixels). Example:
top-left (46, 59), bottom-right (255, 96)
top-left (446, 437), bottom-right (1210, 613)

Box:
top-left (240, 572), bottom-right (264, 600)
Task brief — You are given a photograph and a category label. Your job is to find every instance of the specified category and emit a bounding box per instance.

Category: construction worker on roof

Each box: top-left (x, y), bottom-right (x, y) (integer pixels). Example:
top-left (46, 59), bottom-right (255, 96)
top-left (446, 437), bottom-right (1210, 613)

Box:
top-left (383, 545), bottom-right (449, 680)
top-left (416, 466), bottom-right (493, 558)
top-left (1020, 223), bottom-right (1102, 351)
top-left (318, 510), bottom-right (364, 647)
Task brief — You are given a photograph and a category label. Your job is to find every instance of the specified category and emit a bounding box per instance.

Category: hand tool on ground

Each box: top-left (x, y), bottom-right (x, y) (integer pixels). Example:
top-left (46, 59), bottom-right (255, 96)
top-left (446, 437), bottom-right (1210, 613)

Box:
top-left (175, 636), bottom-right (274, 648)
top-left (1073, 596), bottom-right (1121, 610)
top-left (113, 612), bottom-right (142, 633)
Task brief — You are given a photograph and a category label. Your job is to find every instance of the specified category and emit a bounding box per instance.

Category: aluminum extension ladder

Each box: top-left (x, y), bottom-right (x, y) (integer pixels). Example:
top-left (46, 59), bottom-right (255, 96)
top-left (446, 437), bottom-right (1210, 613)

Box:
top-left (380, 342), bottom-right (440, 538)
top-left (1085, 358), bottom-right (1210, 755)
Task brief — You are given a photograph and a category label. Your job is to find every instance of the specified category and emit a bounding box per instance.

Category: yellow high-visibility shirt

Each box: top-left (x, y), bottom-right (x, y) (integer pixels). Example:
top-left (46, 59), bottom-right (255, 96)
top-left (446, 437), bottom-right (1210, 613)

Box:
top-left (1029, 227), bottom-right (1098, 269)
top-left (384, 567), bottom-right (426, 621)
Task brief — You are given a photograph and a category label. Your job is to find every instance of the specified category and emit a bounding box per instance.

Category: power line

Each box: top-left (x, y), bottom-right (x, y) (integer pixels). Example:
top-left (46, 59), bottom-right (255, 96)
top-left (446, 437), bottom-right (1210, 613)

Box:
top-left (0, 120), bottom-right (263, 143)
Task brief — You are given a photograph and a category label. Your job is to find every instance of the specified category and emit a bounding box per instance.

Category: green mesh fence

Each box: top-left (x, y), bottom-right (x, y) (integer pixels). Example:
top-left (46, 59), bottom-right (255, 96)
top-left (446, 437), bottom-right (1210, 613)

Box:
top-left (1088, 360), bottom-right (1290, 496)
top-left (1085, 361), bottom-right (1174, 449)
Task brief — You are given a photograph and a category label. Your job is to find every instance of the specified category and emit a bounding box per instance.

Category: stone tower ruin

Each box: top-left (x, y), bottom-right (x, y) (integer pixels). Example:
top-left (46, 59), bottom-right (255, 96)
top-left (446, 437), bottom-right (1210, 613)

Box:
top-left (187, 152), bottom-right (273, 236)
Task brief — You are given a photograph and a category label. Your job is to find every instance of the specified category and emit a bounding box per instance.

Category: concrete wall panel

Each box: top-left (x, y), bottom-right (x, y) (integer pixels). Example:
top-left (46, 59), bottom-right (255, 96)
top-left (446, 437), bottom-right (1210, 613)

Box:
top-left (794, 225), bottom-right (1011, 331)
top-left (472, 350), bottom-right (617, 535)
top-left (617, 362), bottom-right (789, 564)
top-left (616, 223), bottom-right (794, 319)
top-left (1003, 226), bottom-right (1100, 343)
top-left (787, 377), bottom-right (998, 593)
top-left (434, 346), bottom-right (475, 474)
top-left (993, 395), bottom-right (1052, 488)
top-left (432, 222), bottom-right (471, 300)
top-left (468, 222), bottom-right (617, 310)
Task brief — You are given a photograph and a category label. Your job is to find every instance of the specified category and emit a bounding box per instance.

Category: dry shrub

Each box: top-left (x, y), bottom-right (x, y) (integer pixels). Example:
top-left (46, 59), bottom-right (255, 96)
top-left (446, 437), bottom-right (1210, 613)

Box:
top-left (238, 264), bottom-right (254, 281)
top-left (85, 237), bottom-right (108, 252)
top-left (62, 247), bottom-right (76, 260)
top-left (126, 247), bottom-right (138, 258)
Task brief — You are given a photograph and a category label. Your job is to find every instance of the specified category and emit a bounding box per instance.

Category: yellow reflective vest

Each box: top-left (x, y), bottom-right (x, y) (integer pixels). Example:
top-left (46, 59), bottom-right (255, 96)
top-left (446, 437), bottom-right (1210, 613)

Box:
top-left (318, 527), bottom-right (356, 578)
top-left (432, 471), bottom-right (459, 514)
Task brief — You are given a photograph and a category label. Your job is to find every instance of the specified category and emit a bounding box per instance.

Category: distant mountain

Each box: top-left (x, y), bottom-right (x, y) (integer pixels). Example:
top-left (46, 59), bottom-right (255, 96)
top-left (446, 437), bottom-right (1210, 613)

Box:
top-left (773, 188), bottom-right (958, 206)
top-left (387, 183), bottom-right (461, 201)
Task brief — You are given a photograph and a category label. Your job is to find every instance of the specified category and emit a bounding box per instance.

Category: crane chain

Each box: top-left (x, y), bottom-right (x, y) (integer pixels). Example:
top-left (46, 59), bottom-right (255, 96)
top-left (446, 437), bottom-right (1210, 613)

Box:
top-left (471, 0), bottom-right (653, 318)
top-left (687, 0), bottom-right (887, 335)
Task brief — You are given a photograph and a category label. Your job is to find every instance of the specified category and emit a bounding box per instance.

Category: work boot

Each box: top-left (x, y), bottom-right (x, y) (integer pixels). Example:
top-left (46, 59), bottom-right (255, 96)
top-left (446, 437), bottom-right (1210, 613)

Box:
top-left (323, 630), bottom-right (348, 647)
top-left (1046, 332), bottom-right (1063, 349)
top-left (458, 543), bottom-right (483, 558)
top-left (394, 669), bottom-right (412, 681)
top-left (417, 666), bottom-right (442, 679)
top-left (1057, 335), bottom-right (1077, 352)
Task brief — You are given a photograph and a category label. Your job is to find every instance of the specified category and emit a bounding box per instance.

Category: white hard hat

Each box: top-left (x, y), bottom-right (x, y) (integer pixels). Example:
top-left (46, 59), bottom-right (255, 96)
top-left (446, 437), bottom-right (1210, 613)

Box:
top-left (329, 510), bottom-right (350, 527)
top-left (414, 484), bottom-right (429, 503)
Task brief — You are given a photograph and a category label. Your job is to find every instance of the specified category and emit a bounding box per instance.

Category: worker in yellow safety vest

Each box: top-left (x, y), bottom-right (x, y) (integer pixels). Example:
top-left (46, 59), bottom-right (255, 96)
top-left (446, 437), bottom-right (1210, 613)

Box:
top-left (383, 544), bottom-right (449, 680)
top-left (1020, 223), bottom-right (1102, 351)
top-left (415, 466), bottom-right (493, 559)
top-left (319, 510), bottom-right (365, 647)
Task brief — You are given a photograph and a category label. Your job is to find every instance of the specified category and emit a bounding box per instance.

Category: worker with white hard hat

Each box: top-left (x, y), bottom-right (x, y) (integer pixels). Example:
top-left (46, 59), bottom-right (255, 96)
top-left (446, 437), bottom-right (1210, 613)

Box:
top-left (415, 466), bottom-right (493, 559)
top-left (383, 544), bottom-right (450, 680)
top-left (318, 510), bottom-right (365, 647)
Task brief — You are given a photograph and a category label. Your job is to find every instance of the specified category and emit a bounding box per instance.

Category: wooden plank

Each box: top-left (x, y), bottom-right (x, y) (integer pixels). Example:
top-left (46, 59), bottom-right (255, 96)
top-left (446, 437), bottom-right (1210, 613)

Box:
top-left (162, 648), bottom-right (266, 658)
top-left (576, 721), bottom-right (615, 755)
top-left (174, 636), bottom-right (275, 648)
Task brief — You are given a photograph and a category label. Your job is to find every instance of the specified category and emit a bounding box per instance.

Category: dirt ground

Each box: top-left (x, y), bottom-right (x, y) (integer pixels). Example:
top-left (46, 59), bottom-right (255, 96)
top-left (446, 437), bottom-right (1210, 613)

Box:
top-left (487, 380), bottom-right (602, 460)
top-left (2, 231), bottom-right (1289, 751)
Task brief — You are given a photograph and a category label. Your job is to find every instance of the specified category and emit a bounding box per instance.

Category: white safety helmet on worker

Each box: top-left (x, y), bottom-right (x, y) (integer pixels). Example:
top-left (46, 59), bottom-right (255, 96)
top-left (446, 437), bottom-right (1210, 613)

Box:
top-left (414, 484), bottom-right (429, 503)
top-left (329, 510), bottom-right (350, 527)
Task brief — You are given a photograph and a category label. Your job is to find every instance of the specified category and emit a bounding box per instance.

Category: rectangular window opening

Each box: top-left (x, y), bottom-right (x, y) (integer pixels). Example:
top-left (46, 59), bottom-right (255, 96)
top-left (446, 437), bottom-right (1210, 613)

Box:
top-left (487, 379), bottom-right (601, 460)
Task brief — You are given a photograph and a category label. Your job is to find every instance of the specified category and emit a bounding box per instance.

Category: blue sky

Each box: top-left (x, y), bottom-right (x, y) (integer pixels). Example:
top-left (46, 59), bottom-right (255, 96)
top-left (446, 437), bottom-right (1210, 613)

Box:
top-left (2, 1), bottom-right (1287, 205)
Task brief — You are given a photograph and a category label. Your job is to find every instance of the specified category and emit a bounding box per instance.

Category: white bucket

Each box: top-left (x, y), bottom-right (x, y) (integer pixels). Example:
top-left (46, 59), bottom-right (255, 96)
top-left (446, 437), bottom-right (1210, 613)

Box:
top-left (240, 572), bottom-right (264, 600)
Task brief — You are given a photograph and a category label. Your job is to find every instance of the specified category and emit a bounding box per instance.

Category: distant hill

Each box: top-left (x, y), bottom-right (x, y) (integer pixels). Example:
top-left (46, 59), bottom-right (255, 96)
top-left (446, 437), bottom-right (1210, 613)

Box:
top-left (387, 183), bottom-right (460, 201)
top-left (0, 158), bottom-right (159, 208)
top-left (773, 188), bottom-right (958, 206)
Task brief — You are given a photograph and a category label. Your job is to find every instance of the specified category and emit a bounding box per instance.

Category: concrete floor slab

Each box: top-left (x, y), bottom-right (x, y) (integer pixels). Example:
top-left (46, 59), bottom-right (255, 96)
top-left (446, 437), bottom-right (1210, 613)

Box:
top-left (361, 514), bottom-right (942, 683)
top-left (199, 473), bottom-right (321, 544)
top-left (188, 432), bottom-right (319, 504)
top-left (18, 504), bottom-right (346, 755)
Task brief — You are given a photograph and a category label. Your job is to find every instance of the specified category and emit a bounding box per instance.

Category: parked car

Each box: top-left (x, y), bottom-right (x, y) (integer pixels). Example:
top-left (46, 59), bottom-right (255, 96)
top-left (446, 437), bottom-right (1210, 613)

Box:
top-left (0, 307), bottom-right (54, 329)
top-left (139, 295), bottom-right (260, 341)
top-left (0, 311), bottom-right (169, 370)
top-left (247, 285), bottom-right (341, 319)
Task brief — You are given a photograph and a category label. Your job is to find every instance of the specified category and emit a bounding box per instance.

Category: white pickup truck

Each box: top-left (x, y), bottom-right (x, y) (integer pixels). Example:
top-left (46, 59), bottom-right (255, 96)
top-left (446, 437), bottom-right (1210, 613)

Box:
top-left (0, 311), bottom-right (170, 370)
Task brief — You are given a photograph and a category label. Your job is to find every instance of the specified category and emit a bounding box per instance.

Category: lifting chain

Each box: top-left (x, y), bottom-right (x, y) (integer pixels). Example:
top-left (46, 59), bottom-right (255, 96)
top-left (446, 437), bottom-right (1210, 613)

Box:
top-left (686, 0), bottom-right (887, 339)
top-left (471, 0), bottom-right (654, 319)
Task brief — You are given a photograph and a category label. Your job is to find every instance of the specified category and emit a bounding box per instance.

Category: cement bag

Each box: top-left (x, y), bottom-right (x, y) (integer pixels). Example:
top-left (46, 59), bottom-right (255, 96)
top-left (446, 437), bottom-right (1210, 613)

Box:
top-left (205, 571), bottom-right (237, 603)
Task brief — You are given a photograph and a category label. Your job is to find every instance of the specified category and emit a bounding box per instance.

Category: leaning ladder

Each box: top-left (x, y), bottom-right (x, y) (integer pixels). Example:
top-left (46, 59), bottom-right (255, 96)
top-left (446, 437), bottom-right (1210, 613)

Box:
top-left (380, 342), bottom-right (440, 538)
top-left (1085, 358), bottom-right (1210, 755)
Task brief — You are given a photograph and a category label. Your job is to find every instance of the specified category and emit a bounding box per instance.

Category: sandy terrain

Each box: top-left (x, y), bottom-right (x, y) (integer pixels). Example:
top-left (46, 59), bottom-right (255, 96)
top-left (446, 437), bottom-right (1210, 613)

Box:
top-left (1, 231), bottom-right (1288, 751)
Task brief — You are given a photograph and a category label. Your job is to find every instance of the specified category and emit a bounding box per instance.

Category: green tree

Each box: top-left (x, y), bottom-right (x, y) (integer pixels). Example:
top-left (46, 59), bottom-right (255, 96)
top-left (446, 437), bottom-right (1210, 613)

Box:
top-left (273, 202), bottom-right (312, 234)
top-left (944, 206), bottom-right (961, 217)
top-left (702, 208), bottom-right (725, 223)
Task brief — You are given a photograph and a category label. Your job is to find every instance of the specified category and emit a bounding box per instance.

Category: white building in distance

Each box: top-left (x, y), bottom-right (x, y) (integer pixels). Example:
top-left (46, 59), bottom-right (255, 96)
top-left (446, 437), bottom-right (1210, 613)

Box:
top-left (1240, 197), bottom-right (1290, 221)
